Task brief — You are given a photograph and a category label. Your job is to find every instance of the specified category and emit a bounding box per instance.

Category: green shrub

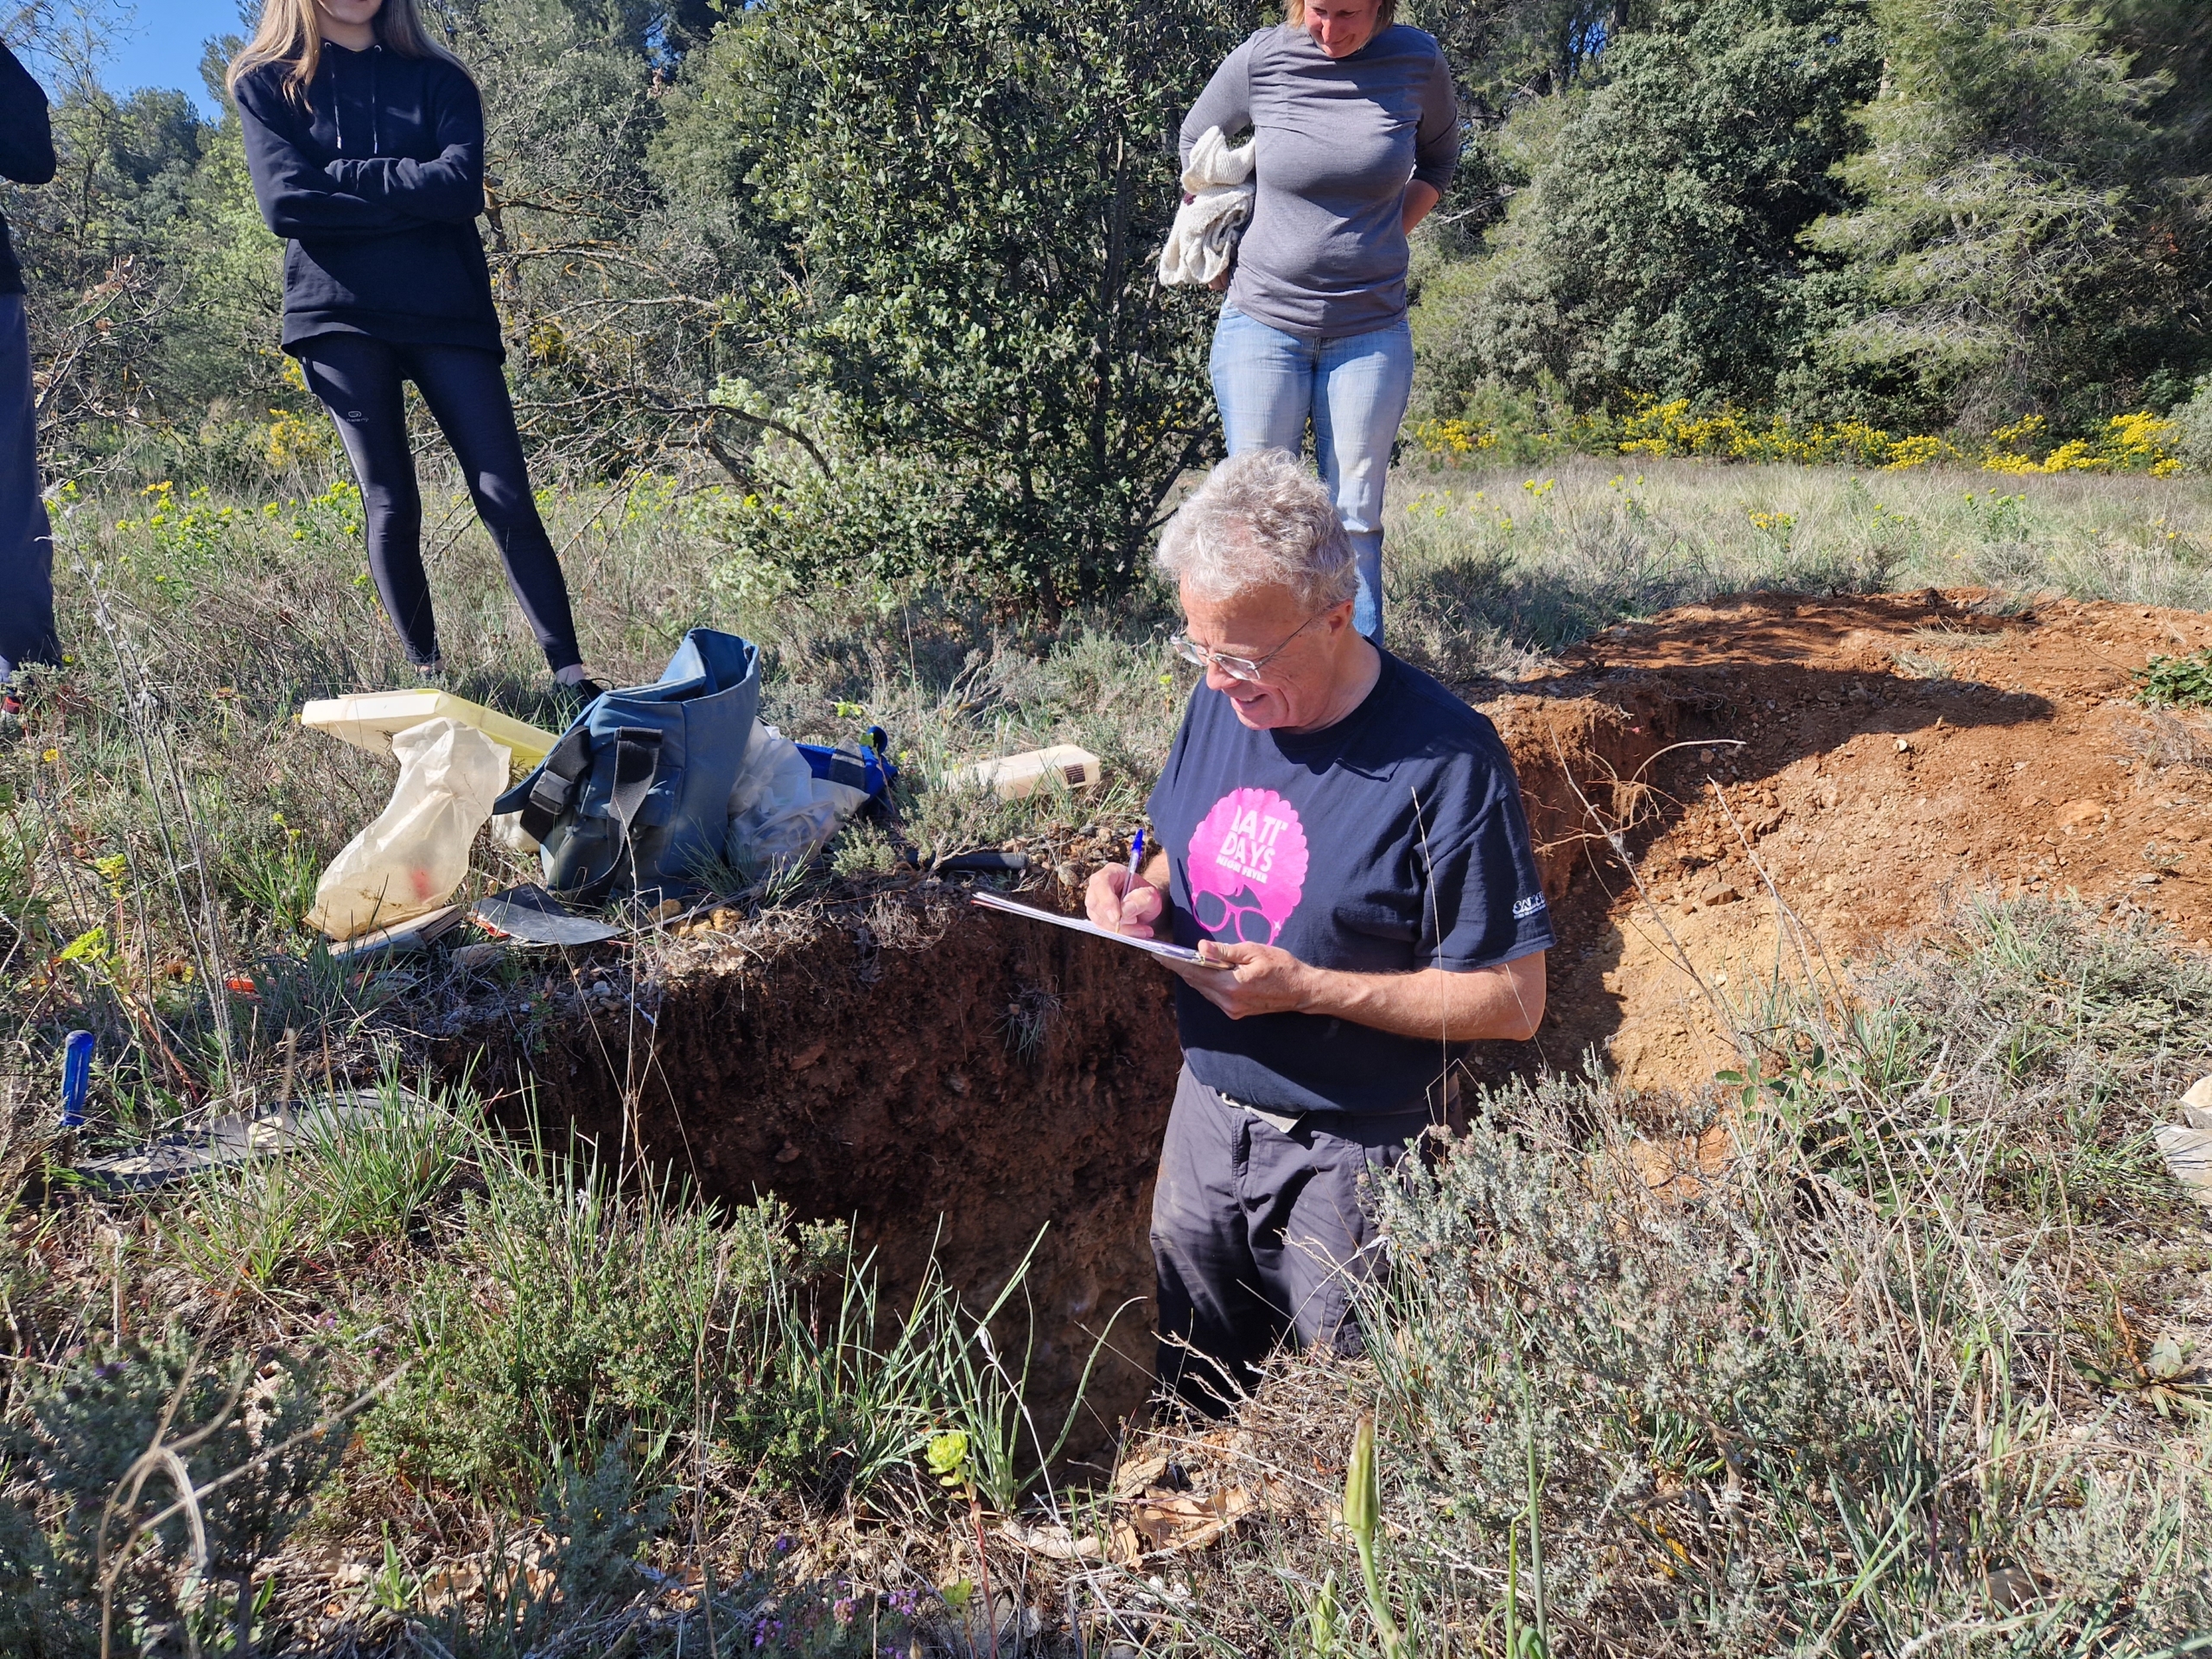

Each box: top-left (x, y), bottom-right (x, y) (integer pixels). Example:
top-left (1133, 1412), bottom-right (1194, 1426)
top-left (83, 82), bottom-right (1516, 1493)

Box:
top-left (361, 1136), bottom-right (844, 1498)
top-left (2134, 647), bottom-right (2212, 709)
top-left (1413, 0), bottom-right (1880, 415)
top-left (2172, 376), bottom-right (2212, 474)
top-left (669, 0), bottom-right (1239, 611)
top-left (1366, 1079), bottom-right (1881, 1635)
top-left (4, 1333), bottom-right (345, 1655)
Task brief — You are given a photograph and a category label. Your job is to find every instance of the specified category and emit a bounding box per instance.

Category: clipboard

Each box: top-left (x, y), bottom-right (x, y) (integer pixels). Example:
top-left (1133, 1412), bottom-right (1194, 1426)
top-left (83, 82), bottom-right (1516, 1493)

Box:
top-left (969, 889), bottom-right (1224, 967)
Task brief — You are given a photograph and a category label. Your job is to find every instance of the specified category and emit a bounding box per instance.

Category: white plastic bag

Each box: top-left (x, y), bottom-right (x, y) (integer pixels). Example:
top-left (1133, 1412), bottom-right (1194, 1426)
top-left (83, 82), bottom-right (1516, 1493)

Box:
top-left (724, 721), bottom-right (868, 875)
top-left (308, 716), bottom-right (510, 940)
top-left (487, 810), bottom-right (539, 855)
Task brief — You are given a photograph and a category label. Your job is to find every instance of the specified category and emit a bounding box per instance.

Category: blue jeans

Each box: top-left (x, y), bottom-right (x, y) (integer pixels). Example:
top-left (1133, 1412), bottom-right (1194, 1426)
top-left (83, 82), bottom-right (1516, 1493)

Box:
top-left (1209, 306), bottom-right (1414, 641)
top-left (0, 294), bottom-right (58, 682)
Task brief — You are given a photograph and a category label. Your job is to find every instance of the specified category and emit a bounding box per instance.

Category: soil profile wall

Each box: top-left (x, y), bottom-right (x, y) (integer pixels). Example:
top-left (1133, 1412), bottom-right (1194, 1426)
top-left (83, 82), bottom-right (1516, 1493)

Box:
top-left (446, 894), bottom-right (1190, 1445)
top-left (436, 678), bottom-right (1676, 1445)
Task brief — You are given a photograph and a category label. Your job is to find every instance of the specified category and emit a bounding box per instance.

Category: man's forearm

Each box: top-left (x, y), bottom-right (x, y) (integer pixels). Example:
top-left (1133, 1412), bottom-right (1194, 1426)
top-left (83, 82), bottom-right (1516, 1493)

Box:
top-left (1296, 954), bottom-right (1544, 1042)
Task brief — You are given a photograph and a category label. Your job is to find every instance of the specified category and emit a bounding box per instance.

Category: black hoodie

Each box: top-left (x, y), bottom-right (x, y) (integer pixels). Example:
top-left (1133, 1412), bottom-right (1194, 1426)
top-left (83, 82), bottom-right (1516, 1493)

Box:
top-left (0, 42), bottom-right (58, 297)
top-left (234, 44), bottom-right (502, 357)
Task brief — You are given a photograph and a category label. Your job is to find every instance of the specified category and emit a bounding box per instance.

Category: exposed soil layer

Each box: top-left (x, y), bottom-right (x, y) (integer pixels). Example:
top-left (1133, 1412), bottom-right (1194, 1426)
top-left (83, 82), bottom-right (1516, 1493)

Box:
top-left (438, 588), bottom-right (2212, 1429)
top-left (433, 690), bottom-right (1676, 1444)
top-left (438, 891), bottom-right (1186, 1450)
top-left (1519, 591), bottom-right (2212, 1088)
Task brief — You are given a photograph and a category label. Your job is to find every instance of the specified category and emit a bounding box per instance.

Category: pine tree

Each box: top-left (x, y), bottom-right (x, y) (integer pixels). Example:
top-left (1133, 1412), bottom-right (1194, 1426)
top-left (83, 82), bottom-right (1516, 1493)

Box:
top-left (1802, 0), bottom-right (2212, 430)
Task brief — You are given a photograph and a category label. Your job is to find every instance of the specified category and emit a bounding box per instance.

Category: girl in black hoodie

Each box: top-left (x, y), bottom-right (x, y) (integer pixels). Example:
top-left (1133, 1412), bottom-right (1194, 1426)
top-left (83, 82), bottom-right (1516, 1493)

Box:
top-left (231, 0), bottom-right (597, 699)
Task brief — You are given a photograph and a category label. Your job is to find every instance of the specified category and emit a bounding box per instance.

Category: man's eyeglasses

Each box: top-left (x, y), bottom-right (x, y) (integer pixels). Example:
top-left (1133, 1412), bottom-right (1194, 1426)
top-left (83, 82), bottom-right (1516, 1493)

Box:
top-left (1167, 608), bottom-right (1332, 684)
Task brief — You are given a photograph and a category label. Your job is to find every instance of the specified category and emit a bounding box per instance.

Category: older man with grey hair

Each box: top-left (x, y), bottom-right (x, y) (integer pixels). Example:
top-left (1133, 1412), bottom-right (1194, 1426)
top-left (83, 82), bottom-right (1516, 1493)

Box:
top-left (1087, 447), bottom-right (1551, 1414)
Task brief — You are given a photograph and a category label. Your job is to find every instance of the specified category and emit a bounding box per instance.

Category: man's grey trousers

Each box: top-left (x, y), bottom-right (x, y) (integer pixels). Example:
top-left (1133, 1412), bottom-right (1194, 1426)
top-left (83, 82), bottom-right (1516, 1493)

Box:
top-left (0, 293), bottom-right (56, 682)
top-left (1150, 1064), bottom-right (1433, 1414)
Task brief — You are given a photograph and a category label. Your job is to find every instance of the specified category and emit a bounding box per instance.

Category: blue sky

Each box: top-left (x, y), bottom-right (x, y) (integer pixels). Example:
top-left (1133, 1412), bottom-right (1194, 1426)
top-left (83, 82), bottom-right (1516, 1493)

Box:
top-left (67, 1), bottom-right (245, 114)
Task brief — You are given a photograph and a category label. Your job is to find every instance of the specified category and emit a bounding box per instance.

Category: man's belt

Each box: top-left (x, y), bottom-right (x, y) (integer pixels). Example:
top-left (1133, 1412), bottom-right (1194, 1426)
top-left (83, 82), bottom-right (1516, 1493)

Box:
top-left (1217, 1070), bottom-right (1464, 1135)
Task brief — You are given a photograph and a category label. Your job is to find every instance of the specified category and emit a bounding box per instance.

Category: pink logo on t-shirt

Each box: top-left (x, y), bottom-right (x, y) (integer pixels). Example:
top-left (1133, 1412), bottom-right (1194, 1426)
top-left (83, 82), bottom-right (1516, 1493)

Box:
top-left (1187, 787), bottom-right (1308, 944)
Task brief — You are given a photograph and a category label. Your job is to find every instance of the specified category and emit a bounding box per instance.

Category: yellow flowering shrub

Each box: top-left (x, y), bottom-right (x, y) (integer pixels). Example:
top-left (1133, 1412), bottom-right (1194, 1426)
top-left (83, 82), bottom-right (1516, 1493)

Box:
top-left (1408, 417), bottom-right (1500, 456)
top-left (1414, 397), bottom-right (2189, 475)
top-left (264, 408), bottom-right (333, 470)
top-left (1980, 411), bottom-right (2183, 475)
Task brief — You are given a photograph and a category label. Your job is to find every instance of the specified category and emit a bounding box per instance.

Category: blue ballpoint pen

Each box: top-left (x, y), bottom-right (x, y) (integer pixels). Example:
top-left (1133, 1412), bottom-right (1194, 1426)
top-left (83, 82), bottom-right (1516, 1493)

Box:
top-left (1127, 827), bottom-right (1146, 876)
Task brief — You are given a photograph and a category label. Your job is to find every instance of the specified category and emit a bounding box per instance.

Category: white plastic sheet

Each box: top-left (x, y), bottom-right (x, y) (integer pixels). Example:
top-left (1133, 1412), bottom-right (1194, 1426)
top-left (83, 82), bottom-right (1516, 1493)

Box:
top-left (307, 716), bottom-right (510, 940)
top-left (725, 721), bottom-right (868, 875)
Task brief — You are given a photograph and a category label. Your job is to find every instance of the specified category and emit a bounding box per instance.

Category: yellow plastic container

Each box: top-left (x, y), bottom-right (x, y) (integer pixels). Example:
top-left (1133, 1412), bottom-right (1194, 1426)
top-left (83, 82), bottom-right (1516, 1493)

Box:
top-left (299, 690), bottom-right (557, 778)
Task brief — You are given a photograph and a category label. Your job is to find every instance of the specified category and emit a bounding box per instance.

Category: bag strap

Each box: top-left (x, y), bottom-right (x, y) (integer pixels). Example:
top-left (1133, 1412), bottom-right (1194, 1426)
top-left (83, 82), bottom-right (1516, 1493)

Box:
top-left (515, 726), bottom-right (594, 843)
top-left (605, 727), bottom-right (663, 834)
top-left (563, 727), bottom-right (666, 906)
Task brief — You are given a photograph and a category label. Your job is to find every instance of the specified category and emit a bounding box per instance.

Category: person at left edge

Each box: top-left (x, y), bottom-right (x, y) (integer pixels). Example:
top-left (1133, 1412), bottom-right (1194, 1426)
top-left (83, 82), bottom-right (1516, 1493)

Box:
top-left (0, 35), bottom-right (59, 717)
top-left (229, 0), bottom-right (601, 702)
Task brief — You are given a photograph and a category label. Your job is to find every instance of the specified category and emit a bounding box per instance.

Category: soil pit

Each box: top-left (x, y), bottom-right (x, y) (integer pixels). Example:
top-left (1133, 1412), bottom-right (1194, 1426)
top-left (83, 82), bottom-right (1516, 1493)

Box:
top-left (439, 589), bottom-right (2212, 1435)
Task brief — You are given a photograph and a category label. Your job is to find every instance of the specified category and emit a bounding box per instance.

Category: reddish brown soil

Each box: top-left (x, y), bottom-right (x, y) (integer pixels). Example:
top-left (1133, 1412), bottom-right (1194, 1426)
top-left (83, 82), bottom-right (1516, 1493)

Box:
top-left (440, 890), bottom-right (1186, 1453)
top-left (1504, 590), bottom-right (2212, 1087)
top-left (440, 588), bottom-right (2212, 1426)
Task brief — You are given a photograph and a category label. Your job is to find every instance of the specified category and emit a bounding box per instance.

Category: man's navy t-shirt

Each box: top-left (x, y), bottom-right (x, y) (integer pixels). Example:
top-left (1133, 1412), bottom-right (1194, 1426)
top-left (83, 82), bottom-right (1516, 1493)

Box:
top-left (1145, 650), bottom-right (1554, 1116)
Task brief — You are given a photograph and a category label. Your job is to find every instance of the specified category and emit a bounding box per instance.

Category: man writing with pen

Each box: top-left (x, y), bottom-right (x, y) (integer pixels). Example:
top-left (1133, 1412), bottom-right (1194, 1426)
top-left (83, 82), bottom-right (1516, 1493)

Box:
top-left (1085, 448), bottom-right (1552, 1416)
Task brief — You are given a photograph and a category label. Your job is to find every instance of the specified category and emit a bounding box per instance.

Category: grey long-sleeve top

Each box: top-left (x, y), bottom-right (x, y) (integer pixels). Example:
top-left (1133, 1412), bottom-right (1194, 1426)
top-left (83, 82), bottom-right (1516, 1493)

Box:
top-left (1179, 23), bottom-right (1458, 340)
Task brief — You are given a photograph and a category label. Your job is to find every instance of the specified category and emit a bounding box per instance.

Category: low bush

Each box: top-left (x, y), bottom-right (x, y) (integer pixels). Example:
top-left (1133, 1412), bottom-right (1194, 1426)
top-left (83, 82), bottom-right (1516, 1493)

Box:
top-left (1411, 398), bottom-right (2191, 476)
top-left (1130, 895), bottom-right (2212, 1655)
top-left (360, 1136), bottom-right (845, 1498)
top-left (3, 1333), bottom-right (346, 1657)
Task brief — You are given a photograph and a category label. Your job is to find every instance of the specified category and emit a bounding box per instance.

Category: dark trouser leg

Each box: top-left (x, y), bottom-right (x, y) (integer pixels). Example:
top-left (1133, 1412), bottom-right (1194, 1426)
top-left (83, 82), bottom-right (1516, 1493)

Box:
top-left (1153, 1066), bottom-right (1431, 1414)
top-left (1249, 1107), bottom-right (1427, 1358)
top-left (1151, 1066), bottom-right (1282, 1415)
top-left (296, 334), bottom-right (440, 668)
top-left (404, 344), bottom-right (582, 673)
top-left (0, 295), bottom-right (59, 680)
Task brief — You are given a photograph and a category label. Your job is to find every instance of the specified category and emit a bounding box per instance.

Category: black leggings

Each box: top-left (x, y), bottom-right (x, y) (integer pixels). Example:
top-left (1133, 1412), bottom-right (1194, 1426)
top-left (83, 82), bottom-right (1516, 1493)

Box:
top-left (296, 334), bottom-right (581, 672)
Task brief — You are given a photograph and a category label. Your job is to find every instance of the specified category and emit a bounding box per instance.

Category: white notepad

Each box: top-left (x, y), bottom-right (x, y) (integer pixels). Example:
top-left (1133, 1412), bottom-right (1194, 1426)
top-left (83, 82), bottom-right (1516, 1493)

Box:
top-left (969, 888), bottom-right (1222, 966)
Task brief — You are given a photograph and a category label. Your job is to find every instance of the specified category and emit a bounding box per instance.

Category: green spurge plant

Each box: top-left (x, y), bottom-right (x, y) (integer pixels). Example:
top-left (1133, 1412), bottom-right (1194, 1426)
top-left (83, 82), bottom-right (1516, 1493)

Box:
top-left (2133, 648), bottom-right (2212, 709)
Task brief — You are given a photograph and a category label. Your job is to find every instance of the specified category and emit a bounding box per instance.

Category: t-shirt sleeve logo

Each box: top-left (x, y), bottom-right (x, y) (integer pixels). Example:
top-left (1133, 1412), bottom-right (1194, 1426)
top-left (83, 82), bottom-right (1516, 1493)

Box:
top-left (1186, 786), bottom-right (1309, 944)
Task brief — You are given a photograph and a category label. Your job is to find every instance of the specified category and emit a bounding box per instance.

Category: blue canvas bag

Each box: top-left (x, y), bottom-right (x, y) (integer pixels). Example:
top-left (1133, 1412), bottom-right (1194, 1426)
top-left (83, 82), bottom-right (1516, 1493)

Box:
top-left (495, 629), bottom-right (760, 901)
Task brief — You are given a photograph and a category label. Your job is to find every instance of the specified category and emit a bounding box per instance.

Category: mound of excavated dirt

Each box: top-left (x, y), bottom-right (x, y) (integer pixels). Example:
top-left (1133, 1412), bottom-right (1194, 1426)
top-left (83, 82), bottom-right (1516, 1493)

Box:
top-left (438, 588), bottom-right (2211, 1432)
top-left (1503, 590), bottom-right (2212, 1090)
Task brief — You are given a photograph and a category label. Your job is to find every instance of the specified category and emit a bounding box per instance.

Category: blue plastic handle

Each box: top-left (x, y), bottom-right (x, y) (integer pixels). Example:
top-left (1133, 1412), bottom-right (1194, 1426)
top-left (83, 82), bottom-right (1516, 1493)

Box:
top-left (60, 1029), bottom-right (94, 1128)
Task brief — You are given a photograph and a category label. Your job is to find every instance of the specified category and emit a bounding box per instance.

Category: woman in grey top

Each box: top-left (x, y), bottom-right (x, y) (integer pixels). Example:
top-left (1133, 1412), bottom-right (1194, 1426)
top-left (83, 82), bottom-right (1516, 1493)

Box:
top-left (1181, 0), bottom-right (1458, 641)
